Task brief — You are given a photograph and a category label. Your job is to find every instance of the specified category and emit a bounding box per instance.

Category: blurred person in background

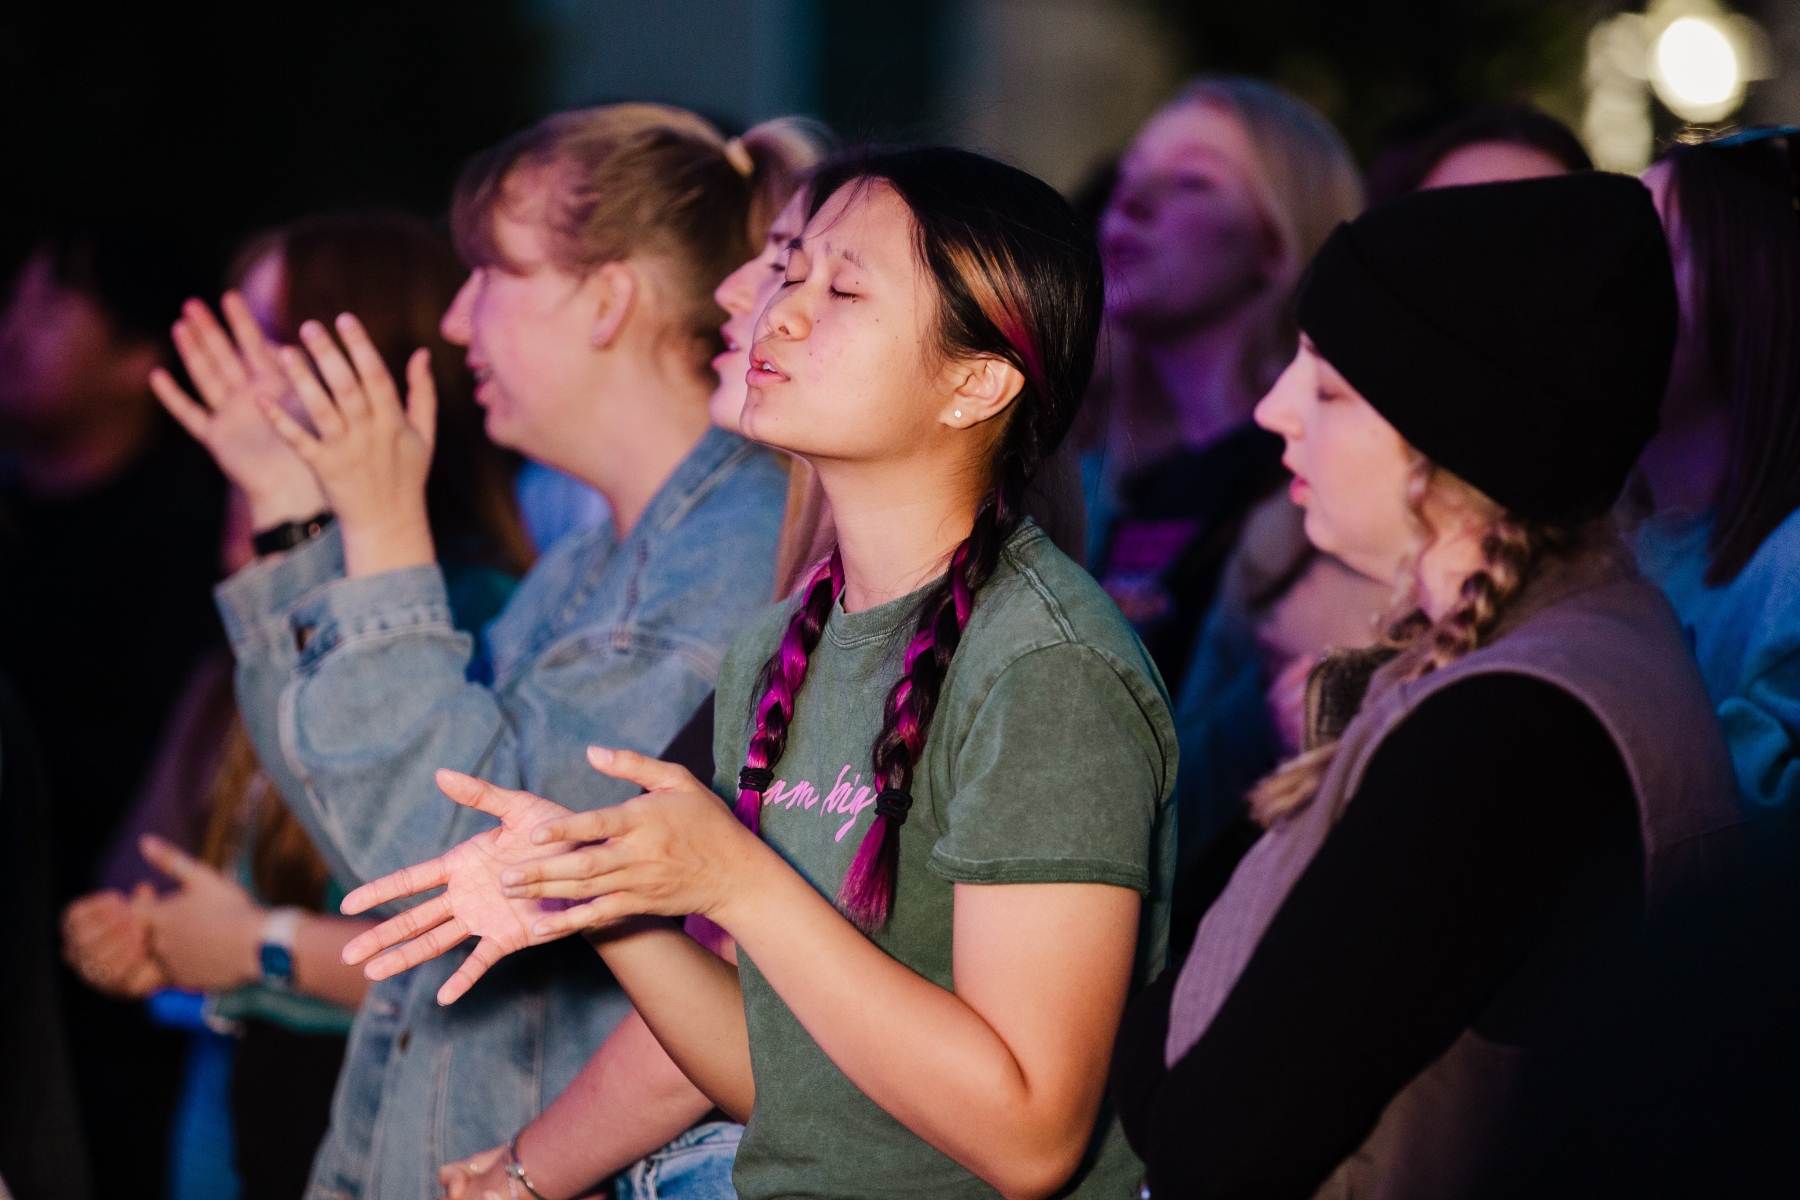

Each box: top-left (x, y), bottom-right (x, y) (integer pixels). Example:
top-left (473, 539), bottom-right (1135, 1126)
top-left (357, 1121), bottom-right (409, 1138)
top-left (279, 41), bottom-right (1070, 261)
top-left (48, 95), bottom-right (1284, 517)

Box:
top-left (0, 675), bottom-right (90, 1200)
top-left (62, 211), bottom-right (533, 1200)
top-left (1168, 101), bottom-right (1594, 952)
top-left (176, 107), bottom-right (807, 1200)
top-left (1634, 131), bottom-right (1800, 1180)
top-left (1078, 76), bottom-right (1361, 695)
top-left (1364, 102), bottom-right (1594, 207)
top-left (1634, 129), bottom-right (1800, 814)
top-left (0, 227), bottom-right (225, 1199)
top-left (1629, 132), bottom-right (1800, 1178)
top-left (1076, 79), bottom-right (1379, 945)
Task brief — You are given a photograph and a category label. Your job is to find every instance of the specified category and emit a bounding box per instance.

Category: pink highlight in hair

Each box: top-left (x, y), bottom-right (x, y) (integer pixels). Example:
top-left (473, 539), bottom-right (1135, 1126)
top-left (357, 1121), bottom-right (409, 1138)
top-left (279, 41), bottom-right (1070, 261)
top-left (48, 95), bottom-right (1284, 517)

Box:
top-left (993, 313), bottom-right (1045, 396)
top-left (839, 816), bottom-right (897, 930)
top-left (949, 544), bottom-right (973, 625)
top-left (833, 530), bottom-right (986, 930)
top-left (735, 553), bottom-right (844, 833)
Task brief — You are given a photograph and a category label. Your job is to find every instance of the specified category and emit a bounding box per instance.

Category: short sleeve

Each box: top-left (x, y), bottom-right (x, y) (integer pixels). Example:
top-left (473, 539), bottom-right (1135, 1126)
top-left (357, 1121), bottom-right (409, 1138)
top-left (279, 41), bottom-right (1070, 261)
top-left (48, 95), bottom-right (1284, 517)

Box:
top-left (929, 643), bottom-right (1171, 892)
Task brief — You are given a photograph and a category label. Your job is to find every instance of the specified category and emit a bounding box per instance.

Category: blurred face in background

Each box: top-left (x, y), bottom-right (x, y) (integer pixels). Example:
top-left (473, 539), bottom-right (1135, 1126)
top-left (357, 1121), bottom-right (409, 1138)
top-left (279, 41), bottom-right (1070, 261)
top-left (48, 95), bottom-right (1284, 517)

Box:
top-left (0, 250), bottom-right (160, 437)
top-left (709, 189), bottom-right (808, 432)
top-left (1102, 102), bottom-right (1281, 337)
top-left (237, 247), bottom-right (287, 341)
top-left (439, 170), bottom-right (614, 466)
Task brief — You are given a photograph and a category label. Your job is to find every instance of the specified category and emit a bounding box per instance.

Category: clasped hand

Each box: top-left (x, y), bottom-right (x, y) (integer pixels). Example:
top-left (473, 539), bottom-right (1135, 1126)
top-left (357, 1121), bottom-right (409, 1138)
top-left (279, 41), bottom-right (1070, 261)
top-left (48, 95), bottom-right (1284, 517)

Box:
top-left (62, 835), bottom-right (268, 998)
top-left (259, 315), bottom-right (438, 576)
top-left (340, 750), bottom-right (765, 1005)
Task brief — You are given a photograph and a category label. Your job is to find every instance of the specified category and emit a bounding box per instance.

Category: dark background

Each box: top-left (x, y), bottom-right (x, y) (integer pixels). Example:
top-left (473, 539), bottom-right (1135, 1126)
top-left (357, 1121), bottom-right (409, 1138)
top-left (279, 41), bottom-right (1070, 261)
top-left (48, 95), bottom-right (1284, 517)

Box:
top-left (1, 0), bottom-right (1793, 290)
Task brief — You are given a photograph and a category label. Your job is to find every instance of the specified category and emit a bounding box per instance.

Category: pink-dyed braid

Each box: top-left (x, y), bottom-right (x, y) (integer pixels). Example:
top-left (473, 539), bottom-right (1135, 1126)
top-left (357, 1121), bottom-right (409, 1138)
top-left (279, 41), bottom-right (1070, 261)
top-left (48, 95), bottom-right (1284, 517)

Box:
top-left (734, 550), bottom-right (845, 833)
top-left (838, 475), bottom-right (1021, 931)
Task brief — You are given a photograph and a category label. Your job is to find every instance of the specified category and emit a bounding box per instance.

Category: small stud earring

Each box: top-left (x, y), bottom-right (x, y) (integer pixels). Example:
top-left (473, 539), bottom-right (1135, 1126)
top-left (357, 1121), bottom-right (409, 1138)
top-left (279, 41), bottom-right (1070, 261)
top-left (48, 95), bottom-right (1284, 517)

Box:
top-left (953, 409), bottom-right (963, 419)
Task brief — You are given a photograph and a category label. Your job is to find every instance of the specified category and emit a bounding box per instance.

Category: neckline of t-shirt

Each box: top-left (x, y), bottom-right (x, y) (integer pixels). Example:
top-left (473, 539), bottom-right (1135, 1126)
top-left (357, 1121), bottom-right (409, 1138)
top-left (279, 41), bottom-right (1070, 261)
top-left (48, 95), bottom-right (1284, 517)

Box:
top-left (823, 522), bottom-right (1045, 649)
top-left (826, 575), bottom-right (940, 648)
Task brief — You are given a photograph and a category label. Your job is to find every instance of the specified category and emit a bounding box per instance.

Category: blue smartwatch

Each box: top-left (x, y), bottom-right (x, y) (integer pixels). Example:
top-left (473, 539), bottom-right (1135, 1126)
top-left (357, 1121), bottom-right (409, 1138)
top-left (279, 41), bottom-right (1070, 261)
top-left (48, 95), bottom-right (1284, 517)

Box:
top-left (258, 908), bottom-right (303, 990)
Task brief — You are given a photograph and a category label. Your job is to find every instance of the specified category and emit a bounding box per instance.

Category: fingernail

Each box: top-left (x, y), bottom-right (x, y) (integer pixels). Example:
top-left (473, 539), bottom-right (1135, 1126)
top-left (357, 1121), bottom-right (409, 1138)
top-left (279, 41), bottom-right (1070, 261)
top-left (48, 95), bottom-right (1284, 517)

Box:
top-left (529, 829), bottom-right (551, 845)
top-left (501, 869), bottom-right (523, 886)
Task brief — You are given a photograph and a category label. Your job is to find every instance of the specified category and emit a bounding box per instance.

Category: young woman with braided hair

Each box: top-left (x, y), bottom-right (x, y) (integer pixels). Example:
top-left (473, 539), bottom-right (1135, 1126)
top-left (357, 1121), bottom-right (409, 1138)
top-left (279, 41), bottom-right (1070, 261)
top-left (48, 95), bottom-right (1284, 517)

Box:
top-left (339, 147), bottom-right (1178, 1198)
top-left (1110, 174), bottom-right (1744, 1198)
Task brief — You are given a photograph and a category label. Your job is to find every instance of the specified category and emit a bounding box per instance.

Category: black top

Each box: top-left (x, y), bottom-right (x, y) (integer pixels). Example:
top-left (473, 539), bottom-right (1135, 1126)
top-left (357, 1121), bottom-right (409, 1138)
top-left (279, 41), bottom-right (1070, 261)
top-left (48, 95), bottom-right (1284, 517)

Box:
top-left (1096, 422), bottom-right (1286, 691)
top-left (661, 690), bottom-right (716, 785)
top-left (0, 427), bottom-right (226, 905)
top-left (0, 673), bottom-right (92, 1199)
top-left (1112, 672), bottom-right (1642, 1199)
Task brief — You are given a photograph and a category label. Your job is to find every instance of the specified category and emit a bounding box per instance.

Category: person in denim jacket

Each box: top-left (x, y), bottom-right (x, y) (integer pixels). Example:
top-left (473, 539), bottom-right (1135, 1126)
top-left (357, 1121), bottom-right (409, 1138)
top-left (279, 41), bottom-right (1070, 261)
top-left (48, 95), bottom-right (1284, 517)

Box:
top-left (160, 105), bottom-right (794, 1200)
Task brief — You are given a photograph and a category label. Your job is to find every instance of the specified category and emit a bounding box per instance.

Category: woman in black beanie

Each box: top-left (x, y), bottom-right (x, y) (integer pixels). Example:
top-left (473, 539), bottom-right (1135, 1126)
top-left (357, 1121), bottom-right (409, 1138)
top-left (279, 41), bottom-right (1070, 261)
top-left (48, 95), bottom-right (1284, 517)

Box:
top-left (1110, 172), bottom-right (1742, 1198)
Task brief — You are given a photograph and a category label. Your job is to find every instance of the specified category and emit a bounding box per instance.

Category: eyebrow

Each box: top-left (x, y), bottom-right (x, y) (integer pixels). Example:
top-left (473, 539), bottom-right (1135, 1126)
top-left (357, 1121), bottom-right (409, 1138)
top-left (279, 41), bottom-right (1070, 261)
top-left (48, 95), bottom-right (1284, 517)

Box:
top-left (789, 237), bottom-right (869, 272)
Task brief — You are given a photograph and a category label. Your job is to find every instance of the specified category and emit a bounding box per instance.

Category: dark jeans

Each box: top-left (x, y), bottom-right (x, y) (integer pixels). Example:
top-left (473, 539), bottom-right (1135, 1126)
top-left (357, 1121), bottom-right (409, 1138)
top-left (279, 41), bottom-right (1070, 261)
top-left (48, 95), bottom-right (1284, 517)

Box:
top-left (230, 1020), bottom-right (347, 1200)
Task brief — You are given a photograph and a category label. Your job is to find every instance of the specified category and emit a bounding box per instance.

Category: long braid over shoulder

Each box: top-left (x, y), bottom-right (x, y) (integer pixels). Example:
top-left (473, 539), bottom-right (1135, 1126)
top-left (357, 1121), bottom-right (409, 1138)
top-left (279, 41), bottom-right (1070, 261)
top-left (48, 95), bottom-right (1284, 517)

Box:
top-left (735, 551), bottom-right (845, 833)
top-left (1248, 462), bottom-right (1577, 826)
top-left (732, 148), bottom-right (1104, 932)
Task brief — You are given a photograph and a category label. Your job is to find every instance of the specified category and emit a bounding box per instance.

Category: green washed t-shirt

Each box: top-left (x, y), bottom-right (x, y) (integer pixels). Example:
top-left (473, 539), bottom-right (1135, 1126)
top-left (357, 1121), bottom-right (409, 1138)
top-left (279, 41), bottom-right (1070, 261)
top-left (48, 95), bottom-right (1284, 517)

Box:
top-left (712, 522), bottom-right (1178, 1200)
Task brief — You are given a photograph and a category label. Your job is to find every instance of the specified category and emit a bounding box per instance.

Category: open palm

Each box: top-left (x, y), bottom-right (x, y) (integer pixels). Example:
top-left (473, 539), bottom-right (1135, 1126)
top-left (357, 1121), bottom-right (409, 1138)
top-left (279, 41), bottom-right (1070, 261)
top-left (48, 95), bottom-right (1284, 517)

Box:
top-left (151, 293), bottom-right (327, 526)
top-left (340, 770), bottom-right (588, 1004)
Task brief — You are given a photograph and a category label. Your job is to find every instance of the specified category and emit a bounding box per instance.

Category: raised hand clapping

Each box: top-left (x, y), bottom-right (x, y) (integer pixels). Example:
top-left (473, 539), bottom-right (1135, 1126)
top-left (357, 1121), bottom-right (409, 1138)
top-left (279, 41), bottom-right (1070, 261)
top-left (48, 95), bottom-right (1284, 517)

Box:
top-left (261, 315), bottom-right (438, 578)
top-left (150, 293), bottom-right (328, 530)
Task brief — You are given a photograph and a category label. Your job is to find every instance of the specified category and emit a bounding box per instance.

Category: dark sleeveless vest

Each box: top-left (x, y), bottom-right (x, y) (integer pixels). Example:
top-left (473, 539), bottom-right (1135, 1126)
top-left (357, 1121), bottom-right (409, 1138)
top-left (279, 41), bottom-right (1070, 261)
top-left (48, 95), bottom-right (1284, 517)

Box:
top-left (1164, 533), bottom-right (1741, 1200)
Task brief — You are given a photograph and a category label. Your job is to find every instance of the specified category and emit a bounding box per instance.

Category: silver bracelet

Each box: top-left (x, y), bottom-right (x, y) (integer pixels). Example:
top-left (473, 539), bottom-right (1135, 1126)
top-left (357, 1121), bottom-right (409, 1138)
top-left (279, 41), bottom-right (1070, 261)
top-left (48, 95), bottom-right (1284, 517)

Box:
top-left (506, 1133), bottom-right (551, 1200)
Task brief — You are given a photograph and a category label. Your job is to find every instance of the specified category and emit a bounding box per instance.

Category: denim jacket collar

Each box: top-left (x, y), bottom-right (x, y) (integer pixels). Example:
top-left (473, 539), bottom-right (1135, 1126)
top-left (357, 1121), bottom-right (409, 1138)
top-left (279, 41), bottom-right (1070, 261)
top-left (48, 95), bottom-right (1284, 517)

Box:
top-left (636, 426), bottom-right (765, 540)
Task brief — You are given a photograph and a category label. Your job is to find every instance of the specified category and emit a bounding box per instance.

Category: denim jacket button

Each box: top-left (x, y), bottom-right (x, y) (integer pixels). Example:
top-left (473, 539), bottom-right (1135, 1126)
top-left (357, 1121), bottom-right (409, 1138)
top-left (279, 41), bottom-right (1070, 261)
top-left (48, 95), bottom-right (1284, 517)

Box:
top-left (294, 623), bottom-right (316, 652)
top-left (397, 1030), bottom-right (411, 1053)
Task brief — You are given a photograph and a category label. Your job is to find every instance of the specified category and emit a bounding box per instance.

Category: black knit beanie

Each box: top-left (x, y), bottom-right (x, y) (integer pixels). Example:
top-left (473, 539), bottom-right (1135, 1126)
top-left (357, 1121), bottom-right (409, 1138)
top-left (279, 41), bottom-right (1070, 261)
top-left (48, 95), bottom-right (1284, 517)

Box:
top-left (1295, 171), bottom-right (1677, 523)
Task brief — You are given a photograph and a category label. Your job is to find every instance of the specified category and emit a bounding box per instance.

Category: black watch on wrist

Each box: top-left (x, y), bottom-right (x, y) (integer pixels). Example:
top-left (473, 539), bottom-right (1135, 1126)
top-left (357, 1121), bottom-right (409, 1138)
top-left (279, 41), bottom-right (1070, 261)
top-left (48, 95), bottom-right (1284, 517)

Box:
top-left (253, 512), bottom-right (334, 558)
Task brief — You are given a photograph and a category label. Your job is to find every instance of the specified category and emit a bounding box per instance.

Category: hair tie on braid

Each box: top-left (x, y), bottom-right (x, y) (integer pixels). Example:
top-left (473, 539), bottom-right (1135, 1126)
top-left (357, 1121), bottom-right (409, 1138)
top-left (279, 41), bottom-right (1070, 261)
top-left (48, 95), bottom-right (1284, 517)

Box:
top-left (738, 766), bottom-right (774, 793)
top-left (873, 789), bottom-right (913, 824)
